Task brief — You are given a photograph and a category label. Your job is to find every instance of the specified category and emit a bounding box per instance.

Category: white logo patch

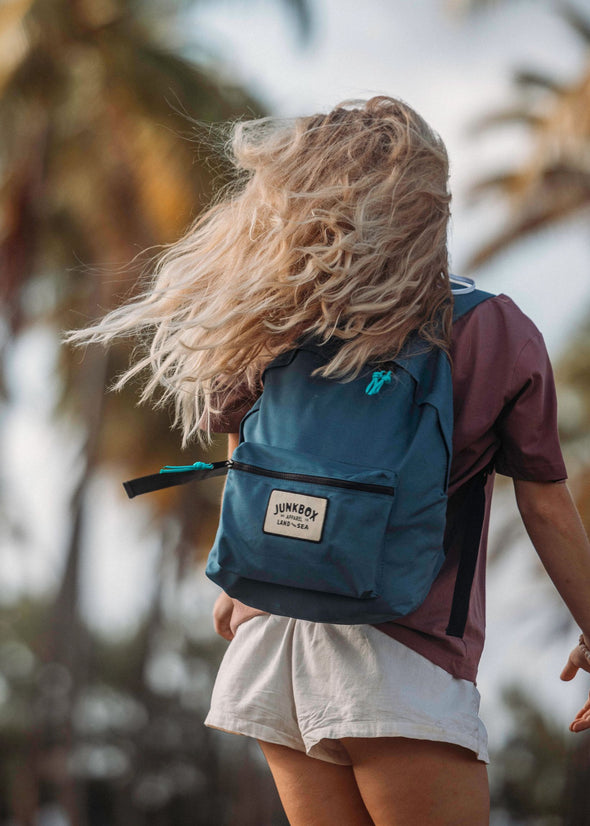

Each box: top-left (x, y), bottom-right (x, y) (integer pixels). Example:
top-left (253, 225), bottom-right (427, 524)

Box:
top-left (264, 489), bottom-right (328, 543)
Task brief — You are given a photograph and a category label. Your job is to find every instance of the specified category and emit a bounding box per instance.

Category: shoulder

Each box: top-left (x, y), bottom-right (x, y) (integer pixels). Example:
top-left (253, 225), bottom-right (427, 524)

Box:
top-left (450, 293), bottom-right (555, 405)
top-left (452, 293), bottom-right (546, 360)
top-left (455, 293), bottom-right (542, 336)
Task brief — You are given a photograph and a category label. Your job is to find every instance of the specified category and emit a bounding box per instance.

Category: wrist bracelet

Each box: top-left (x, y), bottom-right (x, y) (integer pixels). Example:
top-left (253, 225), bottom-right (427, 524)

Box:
top-left (578, 634), bottom-right (590, 664)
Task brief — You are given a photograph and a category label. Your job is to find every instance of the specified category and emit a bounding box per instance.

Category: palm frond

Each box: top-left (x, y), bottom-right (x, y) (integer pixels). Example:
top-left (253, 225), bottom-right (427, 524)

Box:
top-left (465, 165), bottom-right (590, 270)
top-left (0, 0), bottom-right (34, 27)
top-left (122, 35), bottom-right (259, 120)
top-left (561, 2), bottom-right (590, 47)
top-left (467, 107), bottom-right (546, 135)
top-left (281, 0), bottom-right (313, 41)
top-left (513, 68), bottom-right (565, 95)
top-left (444, 0), bottom-right (502, 14)
top-left (468, 171), bottom-right (525, 200)
top-left (467, 5), bottom-right (590, 268)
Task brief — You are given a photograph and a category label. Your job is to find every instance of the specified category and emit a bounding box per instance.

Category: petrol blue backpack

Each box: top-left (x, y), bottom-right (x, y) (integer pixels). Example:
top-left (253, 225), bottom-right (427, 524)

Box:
top-left (124, 282), bottom-right (493, 633)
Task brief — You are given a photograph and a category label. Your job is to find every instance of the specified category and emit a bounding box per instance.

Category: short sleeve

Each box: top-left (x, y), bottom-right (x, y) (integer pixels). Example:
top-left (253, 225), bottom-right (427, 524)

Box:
top-left (494, 333), bottom-right (567, 482)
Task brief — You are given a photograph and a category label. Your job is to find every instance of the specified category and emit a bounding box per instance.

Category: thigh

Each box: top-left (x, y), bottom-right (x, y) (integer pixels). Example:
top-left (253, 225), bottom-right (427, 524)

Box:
top-left (342, 737), bottom-right (489, 826)
top-left (258, 740), bottom-right (375, 826)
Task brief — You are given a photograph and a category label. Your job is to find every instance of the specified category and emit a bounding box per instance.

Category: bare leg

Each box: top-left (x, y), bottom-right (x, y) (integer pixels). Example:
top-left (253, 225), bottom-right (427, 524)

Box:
top-left (258, 740), bottom-right (375, 826)
top-left (342, 737), bottom-right (490, 826)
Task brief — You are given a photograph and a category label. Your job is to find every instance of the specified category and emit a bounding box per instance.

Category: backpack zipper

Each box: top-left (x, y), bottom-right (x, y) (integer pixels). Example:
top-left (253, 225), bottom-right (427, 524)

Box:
top-left (228, 460), bottom-right (395, 496)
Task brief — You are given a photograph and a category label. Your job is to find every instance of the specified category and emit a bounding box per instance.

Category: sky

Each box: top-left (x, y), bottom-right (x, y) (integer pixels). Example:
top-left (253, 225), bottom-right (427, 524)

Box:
top-left (3, 0), bottom-right (590, 752)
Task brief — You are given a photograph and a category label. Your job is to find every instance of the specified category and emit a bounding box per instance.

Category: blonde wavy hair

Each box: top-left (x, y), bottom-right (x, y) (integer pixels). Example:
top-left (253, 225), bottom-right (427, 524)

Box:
top-left (68, 95), bottom-right (452, 445)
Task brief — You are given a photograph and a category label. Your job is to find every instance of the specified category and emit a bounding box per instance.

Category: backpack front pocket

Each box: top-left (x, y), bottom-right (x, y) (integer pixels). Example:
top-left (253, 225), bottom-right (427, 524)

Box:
top-left (211, 442), bottom-right (397, 600)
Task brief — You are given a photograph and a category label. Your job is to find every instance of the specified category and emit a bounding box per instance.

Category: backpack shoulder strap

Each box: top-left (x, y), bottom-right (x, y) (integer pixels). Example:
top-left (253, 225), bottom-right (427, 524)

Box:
top-left (452, 288), bottom-right (495, 323)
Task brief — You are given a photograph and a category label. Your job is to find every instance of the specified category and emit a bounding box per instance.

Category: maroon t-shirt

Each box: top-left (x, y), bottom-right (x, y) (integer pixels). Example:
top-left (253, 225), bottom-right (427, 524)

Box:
top-left (208, 295), bottom-right (567, 682)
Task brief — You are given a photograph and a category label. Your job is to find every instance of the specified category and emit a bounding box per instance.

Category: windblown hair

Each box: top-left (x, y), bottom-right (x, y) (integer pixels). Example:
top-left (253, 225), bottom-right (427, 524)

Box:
top-left (68, 95), bottom-right (452, 445)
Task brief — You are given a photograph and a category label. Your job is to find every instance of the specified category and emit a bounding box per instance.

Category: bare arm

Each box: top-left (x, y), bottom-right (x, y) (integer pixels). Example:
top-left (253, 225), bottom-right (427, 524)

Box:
top-left (514, 479), bottom-right (590, 640)
top-left (514, 479), bottom-right (590, 731)
top-left (212, 433), bottom-right (240, 641)
top-left (227, 432), bottom-right (239, 456)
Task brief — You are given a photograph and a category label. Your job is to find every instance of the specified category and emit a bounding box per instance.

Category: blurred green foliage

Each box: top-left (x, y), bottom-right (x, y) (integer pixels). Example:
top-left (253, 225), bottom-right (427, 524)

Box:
top-left (0, 0), bottom-right (308, 823)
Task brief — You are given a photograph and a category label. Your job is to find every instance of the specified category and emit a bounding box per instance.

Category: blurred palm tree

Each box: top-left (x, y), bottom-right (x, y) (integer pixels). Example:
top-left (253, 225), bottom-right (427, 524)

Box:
top-left (445, 0), bottom-right (503, 12)
top-left (0, 0), bottom-right (310, 651)
top-left (0, 0), bottom-right (250, 681)
top-left (465, 14), bottom-right (590, 821)
top-left (463, 4), bottom-right (590, 510)
top-left (490, 685), bottom-right (569, 825)
top-left (0, 1), bottom-right (310, 823)
top-left (465, 4), bottom-right (590, 271)
top-left (464, 1), bottom-right (590, 524)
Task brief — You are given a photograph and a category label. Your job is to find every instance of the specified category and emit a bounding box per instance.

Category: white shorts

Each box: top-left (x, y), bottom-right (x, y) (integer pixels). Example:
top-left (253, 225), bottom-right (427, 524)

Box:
top-left (205, 614), bottom-right (489, 765)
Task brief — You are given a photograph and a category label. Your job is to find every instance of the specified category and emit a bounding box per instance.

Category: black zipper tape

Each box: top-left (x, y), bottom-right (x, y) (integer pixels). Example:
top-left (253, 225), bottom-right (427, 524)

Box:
top-left (123, 460), bottom-right (229, 498)
top-left (124, 458), bottom-right (396, 499)
top-left (228, 460), bottom-right (395, 496)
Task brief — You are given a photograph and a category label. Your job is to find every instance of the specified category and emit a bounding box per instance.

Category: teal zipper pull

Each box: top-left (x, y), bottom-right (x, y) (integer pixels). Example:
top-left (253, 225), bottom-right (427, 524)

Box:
top-left (365, 370), bottom-right (392, 396)
top-left (159, 461), bottom-right (214, 474)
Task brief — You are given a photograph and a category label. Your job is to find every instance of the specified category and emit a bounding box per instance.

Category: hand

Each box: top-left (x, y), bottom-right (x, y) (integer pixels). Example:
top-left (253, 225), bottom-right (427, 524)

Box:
top-left (561, 639), bottom-right (590, 732)
top-left (568, 691), bottom-right (590, 733)
top-left (213, 591), bottom-right (235, 641)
